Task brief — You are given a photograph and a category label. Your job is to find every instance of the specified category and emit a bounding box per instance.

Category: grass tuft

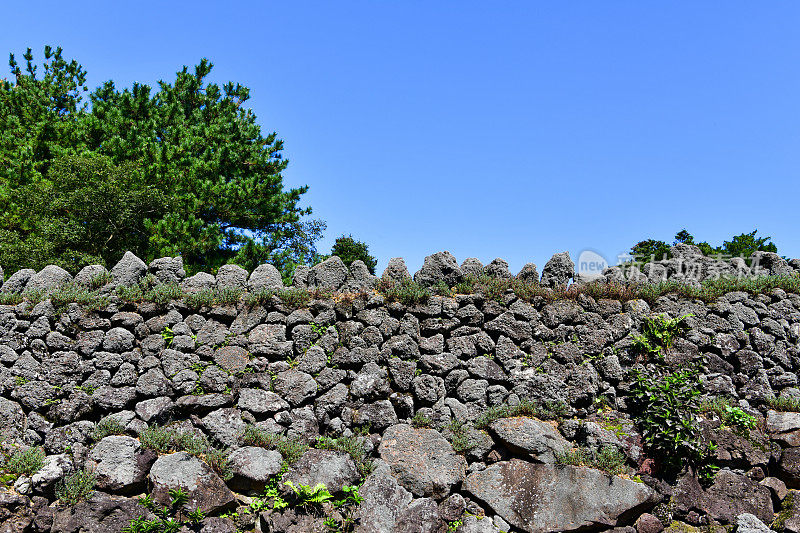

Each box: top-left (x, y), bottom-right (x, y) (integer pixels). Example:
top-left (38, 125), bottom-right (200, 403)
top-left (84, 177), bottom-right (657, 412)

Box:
top-left (241, 424), bottom-right (309, 465)
top-left (55, 469), bottom-right (96, 505)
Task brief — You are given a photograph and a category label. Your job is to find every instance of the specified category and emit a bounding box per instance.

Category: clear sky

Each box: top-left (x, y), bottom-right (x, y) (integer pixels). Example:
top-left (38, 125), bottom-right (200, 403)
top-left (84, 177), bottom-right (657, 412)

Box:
top-left (3, 2), bottom-right (799, 274)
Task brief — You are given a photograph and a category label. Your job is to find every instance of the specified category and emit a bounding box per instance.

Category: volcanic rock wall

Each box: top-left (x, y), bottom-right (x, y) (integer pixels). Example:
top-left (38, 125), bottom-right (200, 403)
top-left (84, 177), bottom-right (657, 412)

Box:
top-left (1, 249), bottom-right (800, 532)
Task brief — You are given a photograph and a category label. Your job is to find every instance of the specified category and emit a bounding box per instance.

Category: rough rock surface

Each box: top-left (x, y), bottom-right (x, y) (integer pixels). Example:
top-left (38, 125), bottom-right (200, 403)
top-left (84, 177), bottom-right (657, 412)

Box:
top-left (110, 251), bottom-right (147, 287)
top-left (227, 446), bottom-right (283, 491)
top-left (27, 266), bottom-right (72, 291)
top-left (282, 449), bottom-right (360, 494)
top-left (308, 256), bottom-right (349, 290)
top-left (414, 251), bottom-right (464, 287)
top-left (539, 252), bottom-right (575, 288)
top-left (248, 263), bottom-right (284, 291)
top-left (489, 417), bottom-right (570, 462)
top-left (378, 424), bottom-right (467, 498)
top-left (148, 451), bottom-right (235, 513)
top-left (382, 258), bottom-right (412, 283)
top-left (87, 436), bottom-right (152, 493)
top-left (464, 460), bottom-right (656, 533)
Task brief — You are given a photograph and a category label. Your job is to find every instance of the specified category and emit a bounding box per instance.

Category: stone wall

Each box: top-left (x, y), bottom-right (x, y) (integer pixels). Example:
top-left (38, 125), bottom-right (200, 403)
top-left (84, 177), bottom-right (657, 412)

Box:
top-left (1, 249), bottom-right (800, 532)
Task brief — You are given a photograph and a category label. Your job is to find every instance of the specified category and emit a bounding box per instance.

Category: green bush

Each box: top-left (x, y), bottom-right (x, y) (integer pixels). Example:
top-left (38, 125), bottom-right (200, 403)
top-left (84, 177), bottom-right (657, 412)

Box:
top-left (124, 489), bottom-right (205, 532)
top-left (139, 424), bottom-right (230, 478)
top-left (330, 235), bottom-right (378, 275)
top-left (631, 314), bottom-right (692, 360)
top-left (410, 412), bottom-right (432, 428)
top-left (474, 400), bottom-right (567, 430)
top-left (444, 420), bottom-right (473, 454)
top-left (91, 417), bottom-right (126, 442)
top-left (277, 288), bottom-right (312, 309)
top-left (700, 397), bottom-right (757, 435)
top-left (244, 288), bottom-right (277, 307)
top-left (767, 395), bottom-right (800, 413)
top-left (379, 278), bottom-right (430, 306)
top-left (49, 283), bottom-right (107, 311)
top-left (555, 446), bottom-right (627, 476)
top-left (629, 363), bottom-right (713, 476)
top-left (241, 424), bottom-right (308, 465)
top-left (182, 288), bottom-right (216, 310)
top-left (4, 446), bottom-right (45, 476)
top-left (55, 469), bottom-right (96, 505)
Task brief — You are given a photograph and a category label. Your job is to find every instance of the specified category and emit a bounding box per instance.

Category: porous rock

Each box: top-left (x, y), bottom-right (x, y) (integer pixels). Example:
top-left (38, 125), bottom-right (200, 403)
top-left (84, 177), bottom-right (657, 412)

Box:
top-left (464, 460), bottom-right (656, 533)
top-left (378, 424), bottom-right (467, 498)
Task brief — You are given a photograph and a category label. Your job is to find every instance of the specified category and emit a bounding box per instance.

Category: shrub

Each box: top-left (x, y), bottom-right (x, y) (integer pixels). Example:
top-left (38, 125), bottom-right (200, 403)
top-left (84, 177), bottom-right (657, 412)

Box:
top-left (146, 283), bottom-right (183, 306)
top-left (474, 400), bottom-right (567, 430)
top-left (92, 417), bottom-right (126, 442)
top-left (330, 235), bottom-right (378, 275)
top-left (244, 288), bottom-right (277, 307)
top-left (277, 288), bottom-right (311, 309)
top-left (55, 469), bottom-right (96, 505)
top-left (124, 489), bottom-right (205, 532)
top-left (183, 289), bottom-right (216, 310)
top-left (411, 412), bottom-right (432, 428)
top-left (629, 363), bottom-right (711, 475)
top-left (700, 397), bottom-right (757, 434)
top-left (444, 420), bottom-right (473, 454)
top-left (140, 425), bottom-right (209, 456)
top-left (315, 436), bottom-right (373, 479)
top-left (241, 425), bottom-right (308, 465)
top-left (555, 446), bottom-right (627, 476)
top-left (49, 283), bottom-right (107, 311)
top-left (214, 287), bottom-right (243, 305)
top-left (283, 481), bottom-right (333, 511)
top-left (0, 292), bottom-right (24, 305)
top-left (631, 314), bottom-right (692, 360)
top-left (5, 446), bottom-right (45, 476)
top-left (203, 448), bottom-right (233, 481)
top-left (766, 395), bottom-right (800, 413)
top-left (379, 278), bottom-right (430, 306)
top-left (88, 271), bottom-right (112, 289)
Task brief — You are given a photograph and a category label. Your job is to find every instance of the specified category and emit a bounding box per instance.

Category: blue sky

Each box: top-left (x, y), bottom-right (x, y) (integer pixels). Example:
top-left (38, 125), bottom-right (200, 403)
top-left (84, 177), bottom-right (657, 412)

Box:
top-left (4, 2), bottom-right (799, 274)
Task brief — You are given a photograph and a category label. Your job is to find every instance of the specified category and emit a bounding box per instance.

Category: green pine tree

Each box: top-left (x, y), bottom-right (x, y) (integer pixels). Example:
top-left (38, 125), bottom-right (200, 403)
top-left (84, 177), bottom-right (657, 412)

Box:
top-left (0, 46), bottom-right (323, 276)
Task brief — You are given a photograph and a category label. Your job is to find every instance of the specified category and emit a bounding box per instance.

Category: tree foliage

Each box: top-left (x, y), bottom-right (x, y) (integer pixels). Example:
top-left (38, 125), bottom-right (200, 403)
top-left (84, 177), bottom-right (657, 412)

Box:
top-left (630, 229), bottom-right (777, 263)
top-left (330, 235), bottom-right (378, 274)
top-left (0, 46), bottom-right (323, 275)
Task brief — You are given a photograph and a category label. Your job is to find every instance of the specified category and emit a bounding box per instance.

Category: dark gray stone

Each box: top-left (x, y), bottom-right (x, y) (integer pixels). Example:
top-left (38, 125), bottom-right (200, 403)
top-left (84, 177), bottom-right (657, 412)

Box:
top-left (414, 251), bottom-right (463, 287)
top-left (27, 265), bottom-right (72, 291)
top-left (215, 264), bottom-right (248, 290)
top-left (464, 460), bottom-right (656, 533)
top-left (2, 268), bottom-right (35, 293)
top-left (378, 424), bottom-right (467, 498)
top-left (149, 451), bottom-right (235, 514)
top-left (540, 251), bottom-right (575, 289)
top-left (283, 449), bottom-right (360, 494)
top-left (110, 251), bottom-right (147, 287)
top-left (308, 256), bottom-right (348, 291)
top-left (248, 263), bottom-right (284, 291)
top-left (227, 446), bottom-right (283, 492)
top-left (489, 417), bottom-right (570, 462)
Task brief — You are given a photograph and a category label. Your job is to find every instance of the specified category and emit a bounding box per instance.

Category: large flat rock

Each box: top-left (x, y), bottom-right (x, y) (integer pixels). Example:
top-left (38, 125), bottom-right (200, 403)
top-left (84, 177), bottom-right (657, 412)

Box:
top-left (378, 424), bottom-right (467, 499)
top-left (489, 417), bottom-right (570, 462)
top-left (148, 451), bottom-right (235, 514)
top-left (464, 460), bottom-right (656, 533)
top-left (767, 409), bottom-right (800, 446)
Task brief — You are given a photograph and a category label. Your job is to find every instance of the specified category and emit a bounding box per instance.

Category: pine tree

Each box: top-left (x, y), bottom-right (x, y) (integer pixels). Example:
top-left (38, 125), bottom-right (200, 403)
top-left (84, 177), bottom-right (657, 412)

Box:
top-left (0, 47), bottom-right (323, 275)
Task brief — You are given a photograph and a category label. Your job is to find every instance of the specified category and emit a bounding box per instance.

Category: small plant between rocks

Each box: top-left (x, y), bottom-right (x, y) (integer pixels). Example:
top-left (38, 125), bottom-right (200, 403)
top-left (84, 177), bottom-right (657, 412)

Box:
top-left (55, 469), bottom-right (97, 505)
top-left (554, 445), bottom-right (628, 476)
top-left (123, 488), bottom-right (206, 533)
